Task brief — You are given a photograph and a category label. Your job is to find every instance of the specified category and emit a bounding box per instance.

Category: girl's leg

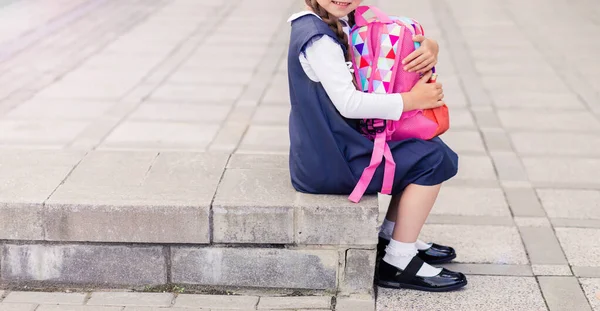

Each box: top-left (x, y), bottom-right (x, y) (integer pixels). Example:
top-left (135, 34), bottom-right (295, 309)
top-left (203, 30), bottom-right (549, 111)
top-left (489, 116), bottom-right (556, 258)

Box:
top-left (393, 184), bottom-right (440, 242)
top-left (380, 192), bottom-right (432, 251)
top-left (383, 184), bottom-right (442, 277)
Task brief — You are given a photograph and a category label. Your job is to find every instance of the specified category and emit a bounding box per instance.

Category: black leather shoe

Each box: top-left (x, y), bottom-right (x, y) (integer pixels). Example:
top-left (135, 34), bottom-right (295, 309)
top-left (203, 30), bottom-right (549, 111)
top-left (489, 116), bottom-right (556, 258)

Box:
top-left (377, 237), bottom-right (456, 264)
top-left (377, 257), bottom-right (467, 292)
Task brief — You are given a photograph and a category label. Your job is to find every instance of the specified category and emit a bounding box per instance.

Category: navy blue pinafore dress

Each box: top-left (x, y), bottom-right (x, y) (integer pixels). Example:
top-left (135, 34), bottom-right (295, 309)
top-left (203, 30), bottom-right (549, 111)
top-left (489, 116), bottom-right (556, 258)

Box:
top-left (287, 14), bottom-right (459, 196)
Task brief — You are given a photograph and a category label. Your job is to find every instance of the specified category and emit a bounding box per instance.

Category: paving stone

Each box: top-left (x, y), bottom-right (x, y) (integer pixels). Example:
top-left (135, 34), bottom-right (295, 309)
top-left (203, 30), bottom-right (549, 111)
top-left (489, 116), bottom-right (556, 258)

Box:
top-left (573, 268), bottom-right (600, 278)
top-left (490, 91), bottom-right (587, 110)
top-left (261, 78), bottom-right (289, 105)
top-left (173, 294), bottom-right (258, 309)
top-left (237, 125), bottom-right (289, 153)
top-left (490, 151), bottom-right (529, 181)
top-left (184, 55), bottom-right (260, 70)
top-left (208, 123), bottom-right (248, 152)
top-left (519, 226), bottom-right (568, 265)
top-left (556, 228), bottom-right (600, 267)
top-left (0, 120), bottom-right (91, 145)
top-left (222, 106), bottom-right (254, 124)
top-left (481, 76), bottom-right (569, 92)
top-left (532, 265), bottom-right (573, 276)
top-left (377, 276), bottom-right (546, 311)
top-left (100, 121), bottom-right (219, 150)
top-left (481, 129), bottom-right (513, 151)
top-left (227, 154), bottom-right (288, 170)
top-left (35, 79), bottom-right (139, 99)
top-left (438, 263), bottom-right (533, 276)
top-left (257, 296), bottom-right (331, 309)
top-left (0, 150), bottom-right (83, 203)
top-left (47, 152), bottom-right (226, 243)
top-left (87, 292), bottom-right (173, 307)
top-left (514, 217), bottom-right (552, 227)
top-left (504, 186), bottom-right (546, 217)
top-left (552, 218), bottom-right (600, 230)
top-left (336, 295), bottom-right (374, 311)
top-left (149, 84), bottom-right (243, 103)
top-left (474, 59), bottom-right (555, 75)
top-left (579, 278), bottom-right (600, 311)
top-left (453, 155), bottom-right (497, 181)
top-left (5, 99), bottom-right (115, 120)
top-left (341, 249), bottom-right (376, 295)
top-left (443, 88), bottom-right (468, 108)
top-left (538, 276), bottom-right (593, 311)
top-left (431, 187), bottom-right (510, 217)
top-left (472, 110), bottom-right (502, 128)
top-left (213, 168), bottom-right (295, 212)
top-left (1, 244), bottom-right (166, 285)
top-left (426, 215), bottom-right (514, 226)
top-left (129, 102), bottom-right (231, 123)
top-left (440, 131), bottom-right (486, 153)
top-left (510, 132), bottom-right (600, 156)
top-left (2, 292), bottom-right (85, 304)
top-left (37, 306), bottom-right (123, 311)
top-left (448, 109), bottom-right (476, 129)
top-left (171, 247), bottom-right (338, 290)
top-left (537, 189), bottom-right (600, 220)
top-left (498, 110), bottom-right (600, 131)
top-left (419, 224), bottom-right (528, 264)
top-left (252, 105), bottom-right (290, 125)
top-left (169, 68), bottom-right (254, 85)
top-left (522, 157), bottom-right (600, 188)
top-left (0, 304), bottom-right (37, 311)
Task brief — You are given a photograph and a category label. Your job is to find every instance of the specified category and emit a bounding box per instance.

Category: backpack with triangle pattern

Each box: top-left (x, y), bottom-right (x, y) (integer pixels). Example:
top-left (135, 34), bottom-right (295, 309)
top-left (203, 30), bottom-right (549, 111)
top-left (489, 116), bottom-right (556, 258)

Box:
top-left (348, 5), bottom-right (450, 203)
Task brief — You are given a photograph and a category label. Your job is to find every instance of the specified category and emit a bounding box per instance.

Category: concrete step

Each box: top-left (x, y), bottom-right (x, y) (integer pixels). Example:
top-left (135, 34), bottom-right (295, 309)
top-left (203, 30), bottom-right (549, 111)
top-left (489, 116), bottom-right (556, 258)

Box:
top-left (0, 150), bottom-right (378, 302)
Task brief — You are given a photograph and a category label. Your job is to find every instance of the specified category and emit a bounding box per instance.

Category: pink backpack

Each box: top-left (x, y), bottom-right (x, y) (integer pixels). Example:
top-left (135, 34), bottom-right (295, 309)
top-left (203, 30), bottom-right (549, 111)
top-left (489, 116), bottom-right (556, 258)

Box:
top-left (348, 6), bottom-right (450, 203)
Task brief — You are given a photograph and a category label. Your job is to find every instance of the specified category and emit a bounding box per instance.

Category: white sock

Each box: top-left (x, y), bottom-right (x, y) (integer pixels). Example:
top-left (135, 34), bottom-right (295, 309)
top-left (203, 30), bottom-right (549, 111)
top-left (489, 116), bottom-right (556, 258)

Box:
top-left (416, 239), bottom-right (432, 251)
top-left (379, 220), bottom-right (432, 251)
top-left (383, 239), bottom-right (442, 277)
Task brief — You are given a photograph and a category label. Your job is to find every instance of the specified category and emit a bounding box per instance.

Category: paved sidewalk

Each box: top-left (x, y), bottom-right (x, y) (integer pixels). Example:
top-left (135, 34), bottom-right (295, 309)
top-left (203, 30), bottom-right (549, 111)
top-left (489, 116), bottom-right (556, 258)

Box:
top-left (0, 0), bottom-right (600, 310)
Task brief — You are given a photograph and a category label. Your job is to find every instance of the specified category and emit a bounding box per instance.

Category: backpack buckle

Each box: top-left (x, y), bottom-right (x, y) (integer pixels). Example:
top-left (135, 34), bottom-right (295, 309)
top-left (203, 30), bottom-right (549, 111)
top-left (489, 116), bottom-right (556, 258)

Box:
top-left (371, 120), bottom-right (387, 133)
top-left (359, 119), bottom-right (387, 137)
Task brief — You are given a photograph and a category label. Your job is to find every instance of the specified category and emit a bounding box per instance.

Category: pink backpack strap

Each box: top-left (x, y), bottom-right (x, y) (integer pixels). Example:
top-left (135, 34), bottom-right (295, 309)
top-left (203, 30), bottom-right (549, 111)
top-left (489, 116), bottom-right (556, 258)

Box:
top-left (349, 125), bottom-right (396, 203)
top-left (354, 5), bottom-right (392, 26)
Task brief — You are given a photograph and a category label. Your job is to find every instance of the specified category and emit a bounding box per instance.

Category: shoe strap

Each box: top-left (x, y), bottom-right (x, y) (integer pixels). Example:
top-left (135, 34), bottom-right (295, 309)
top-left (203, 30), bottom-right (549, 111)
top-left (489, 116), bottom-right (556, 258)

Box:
top-left (398, 256), bottom-right (425, 282)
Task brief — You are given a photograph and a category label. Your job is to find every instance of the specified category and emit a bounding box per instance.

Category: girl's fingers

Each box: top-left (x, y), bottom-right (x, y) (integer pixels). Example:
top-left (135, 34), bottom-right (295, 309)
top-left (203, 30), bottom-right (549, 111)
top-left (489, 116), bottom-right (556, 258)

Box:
top-left (403, 50), bottom-right (424, 70)
top-left (418, 63), bottom-right (436, 74)
top-left (409, 54), bottom-right (433, 72)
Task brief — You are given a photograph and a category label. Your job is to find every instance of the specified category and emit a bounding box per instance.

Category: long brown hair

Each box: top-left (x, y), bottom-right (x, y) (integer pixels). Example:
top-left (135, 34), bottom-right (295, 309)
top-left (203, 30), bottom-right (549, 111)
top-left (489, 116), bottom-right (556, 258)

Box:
top-left (305, 0), bottom-right (356, 62)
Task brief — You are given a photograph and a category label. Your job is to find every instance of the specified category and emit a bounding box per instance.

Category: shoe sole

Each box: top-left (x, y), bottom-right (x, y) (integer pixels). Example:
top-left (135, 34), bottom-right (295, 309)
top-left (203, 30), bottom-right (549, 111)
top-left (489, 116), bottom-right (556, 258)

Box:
top-left (377, 279), bottom-right (468, 292)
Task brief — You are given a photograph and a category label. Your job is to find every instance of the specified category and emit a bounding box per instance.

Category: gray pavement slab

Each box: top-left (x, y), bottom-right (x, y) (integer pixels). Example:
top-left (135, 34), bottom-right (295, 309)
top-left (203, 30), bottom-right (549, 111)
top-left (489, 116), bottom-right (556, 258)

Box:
top-left (377, 276), bottom-right (547, 311)
top-left (431, 186), bottom-right (510, 216)
top-left (419, 224), bottom-right (528, 264)
top-left (537, 189), bottom-right (600, 220)
top-left (538, 276), bottom-right (593, 311)
top-left (555, 228), bottom-right (600, 267)
top-left (579, 278), bottom-right (600, 311)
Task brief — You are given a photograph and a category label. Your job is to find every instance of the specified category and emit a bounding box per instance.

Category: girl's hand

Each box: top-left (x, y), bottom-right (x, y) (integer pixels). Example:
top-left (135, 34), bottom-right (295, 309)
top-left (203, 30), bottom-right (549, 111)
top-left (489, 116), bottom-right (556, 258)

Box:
top-left (402, 35), bottom-right (439, 74)
top-left (401, 71), bottom-right (444, 111)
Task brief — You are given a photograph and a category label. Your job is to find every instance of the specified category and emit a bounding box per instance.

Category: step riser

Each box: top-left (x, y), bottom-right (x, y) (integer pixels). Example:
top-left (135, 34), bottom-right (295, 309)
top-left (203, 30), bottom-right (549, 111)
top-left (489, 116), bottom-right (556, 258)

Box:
top-left (0, 243), bottom-right (375, 295)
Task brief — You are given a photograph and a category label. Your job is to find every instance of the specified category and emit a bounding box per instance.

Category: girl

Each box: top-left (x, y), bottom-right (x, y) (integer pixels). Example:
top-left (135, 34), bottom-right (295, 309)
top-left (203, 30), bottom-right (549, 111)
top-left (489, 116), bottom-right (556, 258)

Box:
top-left (287, 0), bottom-right (467, 292)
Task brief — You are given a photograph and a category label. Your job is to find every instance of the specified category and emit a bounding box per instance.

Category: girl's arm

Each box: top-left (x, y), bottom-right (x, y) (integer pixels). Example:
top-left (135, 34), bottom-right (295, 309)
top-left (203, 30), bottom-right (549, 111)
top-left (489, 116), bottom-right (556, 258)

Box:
top-left (303, 35), bottom-right (405, 120)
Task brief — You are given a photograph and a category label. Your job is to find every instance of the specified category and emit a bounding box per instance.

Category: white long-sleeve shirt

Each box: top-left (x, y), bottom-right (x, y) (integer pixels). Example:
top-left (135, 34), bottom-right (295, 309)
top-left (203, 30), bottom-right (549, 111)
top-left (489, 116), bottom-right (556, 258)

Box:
top-left (288, 11), bottom-right (404, 120)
